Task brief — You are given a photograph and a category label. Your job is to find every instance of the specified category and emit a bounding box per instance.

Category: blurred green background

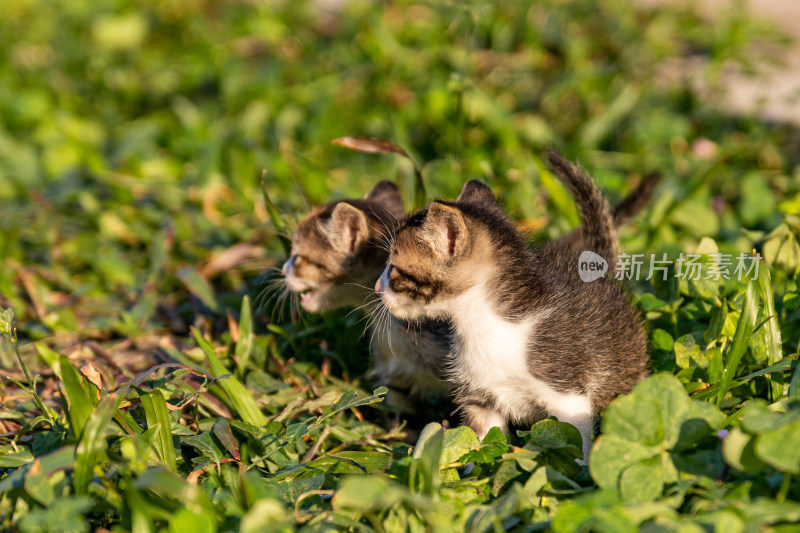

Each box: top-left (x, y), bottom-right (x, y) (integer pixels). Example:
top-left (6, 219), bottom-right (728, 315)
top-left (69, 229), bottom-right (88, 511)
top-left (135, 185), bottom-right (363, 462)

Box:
top-left (2, 0), bottom-right (800, 388)
top-left (3, 1), bottom-right (800, 531)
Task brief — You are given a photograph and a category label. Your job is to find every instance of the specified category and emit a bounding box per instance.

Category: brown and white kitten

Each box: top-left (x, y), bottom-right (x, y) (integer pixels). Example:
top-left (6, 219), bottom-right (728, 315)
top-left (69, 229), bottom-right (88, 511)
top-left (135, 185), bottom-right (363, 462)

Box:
top-left (282, 181), bottom-right (453, 416)
top-left (375, 151), bottom-right (650, 460)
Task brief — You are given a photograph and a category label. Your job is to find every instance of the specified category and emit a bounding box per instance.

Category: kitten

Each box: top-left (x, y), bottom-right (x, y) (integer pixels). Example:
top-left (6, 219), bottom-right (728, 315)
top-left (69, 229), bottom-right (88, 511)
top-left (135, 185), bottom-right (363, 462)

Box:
top-left (375, 151), bottom-right (649, 460)
top-left (281, 182), bottom-right (453, 416)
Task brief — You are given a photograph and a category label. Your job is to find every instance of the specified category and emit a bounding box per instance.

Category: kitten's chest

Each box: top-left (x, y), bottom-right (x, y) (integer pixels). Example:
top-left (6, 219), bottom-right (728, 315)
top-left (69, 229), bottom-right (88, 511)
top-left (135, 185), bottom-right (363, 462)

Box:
top-left (454, 314), bottom-right (532, 387)
top-left (451, 303), bottom-right (556, 421)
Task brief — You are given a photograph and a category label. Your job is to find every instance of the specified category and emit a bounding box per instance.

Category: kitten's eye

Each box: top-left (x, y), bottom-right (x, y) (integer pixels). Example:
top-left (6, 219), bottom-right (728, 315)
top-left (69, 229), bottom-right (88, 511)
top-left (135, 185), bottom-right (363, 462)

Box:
top-left (297, 254), bottom-right (329, 274)
top-left (389, 265), bottom-right (410, 280)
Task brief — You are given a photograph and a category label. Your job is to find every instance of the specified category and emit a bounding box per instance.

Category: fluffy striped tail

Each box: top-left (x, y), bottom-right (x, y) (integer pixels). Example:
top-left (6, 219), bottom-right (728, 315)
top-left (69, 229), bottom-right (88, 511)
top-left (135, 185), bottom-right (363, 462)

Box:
top-left (546, 150), bottom-right (618, 265)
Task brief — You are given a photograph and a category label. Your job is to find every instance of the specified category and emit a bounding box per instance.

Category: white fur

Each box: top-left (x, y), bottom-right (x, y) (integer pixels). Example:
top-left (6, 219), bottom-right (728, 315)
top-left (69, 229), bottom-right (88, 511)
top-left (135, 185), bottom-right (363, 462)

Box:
top-left (447, 281), bottom-right (594, 461)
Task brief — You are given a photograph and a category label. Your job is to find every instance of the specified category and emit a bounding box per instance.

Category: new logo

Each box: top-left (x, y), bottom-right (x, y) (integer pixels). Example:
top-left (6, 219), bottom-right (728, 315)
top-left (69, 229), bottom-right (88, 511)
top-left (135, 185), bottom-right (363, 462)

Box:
top-left (578, 251), bottom-right (608, 282)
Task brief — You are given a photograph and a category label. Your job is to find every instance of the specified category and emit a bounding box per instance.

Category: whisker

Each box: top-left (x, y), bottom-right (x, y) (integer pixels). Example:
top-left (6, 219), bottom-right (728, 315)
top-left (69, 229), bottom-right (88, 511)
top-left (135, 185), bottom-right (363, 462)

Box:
top-left (347, 297), bottom-right (381, 319)
top-left (384, 309), bottom-right (397, 359)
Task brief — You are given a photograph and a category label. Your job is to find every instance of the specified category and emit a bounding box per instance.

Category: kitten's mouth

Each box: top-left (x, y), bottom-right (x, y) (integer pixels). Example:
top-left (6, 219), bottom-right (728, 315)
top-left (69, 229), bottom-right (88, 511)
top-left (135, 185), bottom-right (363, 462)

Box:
top-left (299, 288), bottom-right (318, 305)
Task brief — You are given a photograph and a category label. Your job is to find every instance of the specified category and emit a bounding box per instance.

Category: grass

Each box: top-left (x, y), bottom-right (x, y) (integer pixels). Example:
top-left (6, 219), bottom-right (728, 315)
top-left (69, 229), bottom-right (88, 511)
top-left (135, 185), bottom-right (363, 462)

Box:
top-left (1, 0), bottom-right (800, 531)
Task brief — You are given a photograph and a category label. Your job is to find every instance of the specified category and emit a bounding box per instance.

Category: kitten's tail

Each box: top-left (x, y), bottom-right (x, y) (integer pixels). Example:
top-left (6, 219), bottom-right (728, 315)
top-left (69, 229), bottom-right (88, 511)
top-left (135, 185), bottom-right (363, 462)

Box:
top-left (546, 149), bottom-right (618, 265)
top-left (612, 171), bottom-right (660, 225)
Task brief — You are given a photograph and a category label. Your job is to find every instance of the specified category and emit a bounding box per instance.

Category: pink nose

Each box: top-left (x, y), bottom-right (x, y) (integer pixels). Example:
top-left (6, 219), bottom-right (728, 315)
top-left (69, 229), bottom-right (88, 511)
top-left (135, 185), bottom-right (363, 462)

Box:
top-left (375, 277), bottom-right (383, 295)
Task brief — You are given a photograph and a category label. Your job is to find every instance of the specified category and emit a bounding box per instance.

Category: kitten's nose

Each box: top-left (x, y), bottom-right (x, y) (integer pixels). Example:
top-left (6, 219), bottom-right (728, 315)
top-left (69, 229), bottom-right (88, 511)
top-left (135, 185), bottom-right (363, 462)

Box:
top-left (375, 265), bottom-right (389, 294)
top-left (282, 255), bottom-right (296, 276)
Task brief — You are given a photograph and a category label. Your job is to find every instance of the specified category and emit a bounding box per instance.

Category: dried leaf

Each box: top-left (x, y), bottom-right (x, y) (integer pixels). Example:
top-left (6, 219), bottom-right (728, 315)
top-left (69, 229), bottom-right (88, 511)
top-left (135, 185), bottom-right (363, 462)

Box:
top-left (79, 363), bottom-right (103, 399)
top-left (331, 136), bottom-right (409, 157)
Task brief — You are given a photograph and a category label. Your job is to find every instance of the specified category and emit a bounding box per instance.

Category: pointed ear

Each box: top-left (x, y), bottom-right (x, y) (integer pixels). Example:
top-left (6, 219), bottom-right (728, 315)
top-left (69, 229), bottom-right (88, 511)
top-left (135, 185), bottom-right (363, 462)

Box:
top-left (365, 180), bottom-right (404, 218)
top-left (457, 180), bottom-right (496, 206)
top-left (329, 202), bottom-right (369, 254)
top-left (423, 202), bottom-right (468, 258)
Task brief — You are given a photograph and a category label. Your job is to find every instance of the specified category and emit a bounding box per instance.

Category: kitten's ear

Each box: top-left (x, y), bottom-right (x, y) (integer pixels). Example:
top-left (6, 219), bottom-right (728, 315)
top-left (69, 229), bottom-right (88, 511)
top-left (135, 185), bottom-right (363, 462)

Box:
top-left (457, 180), bottom-right (496, 206)
top-left (329, 202), bottom-right (369, 254)
top-left (365, 180), bottom-right (404, 218)
top-left (424, 202), bottom-right (468, 258)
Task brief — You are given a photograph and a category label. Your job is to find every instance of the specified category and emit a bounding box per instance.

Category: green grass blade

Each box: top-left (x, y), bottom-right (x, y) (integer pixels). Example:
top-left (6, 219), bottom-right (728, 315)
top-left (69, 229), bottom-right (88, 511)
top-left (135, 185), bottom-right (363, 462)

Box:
top-left (757, 264), bottom-right (785, 400)
top-left (740, 358), bottom-right (795, 380)
top-left (73, 394), bottom-right (119, 494)
top-left (139, 390), bottom-right (177, 472)
top-left (192, 327), bottom-right (267, 427)
top-left (410, 423), bottom-right (444, 495)
top-left (235, 296), bottom-right (254, 379)
top-left (790, 358), bottom-right (800, 400)
top-left (716, 280), bottom-right (760, 408)
top-left (58, 355), bottom-right (96, 438)
top-left (261, 172), bottom-right (292, 256)
top-left (36, 343), bottom-right (62, 380)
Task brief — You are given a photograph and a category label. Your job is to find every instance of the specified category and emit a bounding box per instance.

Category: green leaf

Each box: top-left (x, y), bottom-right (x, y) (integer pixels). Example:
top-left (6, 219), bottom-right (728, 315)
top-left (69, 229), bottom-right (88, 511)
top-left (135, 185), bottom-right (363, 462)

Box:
top-left (309, 451), bottom-right (392, 474)
top-left (601, 393), bottom-right (664, 448)
top-left (785, 290), bottom-right (800, 310)
top-left (57, 356), bottom-right (95, 438)
top-left (192, 327), bottom-right (267, 427)
top-left (169, 508), bottom-right (216, 533)
top-left (17, 496), bottom-right (94, 533)
top-left (754, 418), bottom-right (800, 474)
top-left (717, 280), bottom-right (760, 407)
top-left (791, 359), bottom-right (800, 400)
top-left (589, 433), bottom-right (659, 492)
top-left (139, 390), bottom-right (177, 472)
top-left (651, 329), bottom-right (674, 351)
top-left (0, 449), bottom-right (33, 467)
top-left (410, 422), bottom-right (444, 494)
top-left (491, 459), bottom-right (522, 495)
top-left (440, 426), bottom-right (481, 467)
top-left (332, 475), bottom-right (407, 512)
top-left (722, 428), bottom-right (767, 474)
top-left (552, 490), bottom-right (638, 533)
top-left (591, 374), bottom-right (723, 498)
top-left (235, 296), bottom-right (254, 378)
top-left (240, 498), bottom-right (292, 533)
top-left (317, 386), bottom-right (387, 422)
top-left (618, 455), bottom-right (664, 504)
top-left (183, 432), bottom-right (226, 464)
top-left (742, 498), bottom-right (800, 525)
top-left (756, 264), bottom-right (785, 400)
top-left (0, 306), bottom-right (14, 336)
top-left (671, 200), bottom-right (720, 238)
top-left (277, 473), bottom-right (324, 504)
top-left (674, 334), bottom-right (706, 370)
top-left (212, 417), bottom-right (240, 461)
top-left (74, 394), bottom-right (119, 494)
top-left (460, 430), bottom-right (508, 466)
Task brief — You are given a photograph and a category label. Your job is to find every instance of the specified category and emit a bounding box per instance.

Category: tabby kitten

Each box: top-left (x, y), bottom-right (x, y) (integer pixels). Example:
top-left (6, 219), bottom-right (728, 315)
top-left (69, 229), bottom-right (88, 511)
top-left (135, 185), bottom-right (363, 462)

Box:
top-left (375, 151), bottom-right (649, 460)
top-left (282, 181), bottom-right (452, 415)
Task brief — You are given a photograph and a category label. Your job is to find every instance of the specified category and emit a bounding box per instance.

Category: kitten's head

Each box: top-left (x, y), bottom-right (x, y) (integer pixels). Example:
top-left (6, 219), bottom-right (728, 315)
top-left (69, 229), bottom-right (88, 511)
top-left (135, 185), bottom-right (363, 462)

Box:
top-left (376, 180), bottom-right (504, 320)
top-left (283, 181), bottom-right (404, 312)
